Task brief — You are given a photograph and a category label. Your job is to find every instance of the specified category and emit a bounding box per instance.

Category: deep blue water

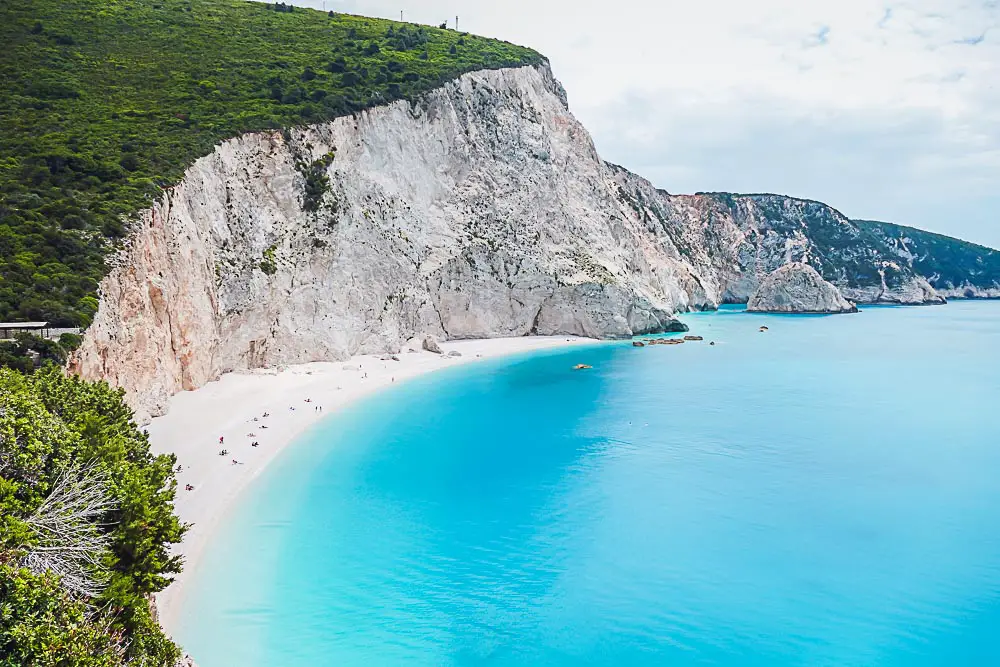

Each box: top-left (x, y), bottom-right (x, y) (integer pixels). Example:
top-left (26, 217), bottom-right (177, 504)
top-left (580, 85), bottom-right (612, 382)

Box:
top-left (178, 302), bottom-right (1000, 666)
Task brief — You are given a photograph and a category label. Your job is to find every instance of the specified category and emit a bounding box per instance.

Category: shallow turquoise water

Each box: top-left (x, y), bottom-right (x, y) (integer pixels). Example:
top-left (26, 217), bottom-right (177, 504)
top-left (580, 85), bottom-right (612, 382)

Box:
top-left (178, 302), bottom-right (1000, 666)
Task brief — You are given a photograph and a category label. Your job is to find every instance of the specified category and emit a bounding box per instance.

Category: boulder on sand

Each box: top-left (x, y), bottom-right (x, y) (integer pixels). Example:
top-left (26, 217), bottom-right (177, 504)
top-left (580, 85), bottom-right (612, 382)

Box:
top-left (405, 334), bottom-right (443, 354)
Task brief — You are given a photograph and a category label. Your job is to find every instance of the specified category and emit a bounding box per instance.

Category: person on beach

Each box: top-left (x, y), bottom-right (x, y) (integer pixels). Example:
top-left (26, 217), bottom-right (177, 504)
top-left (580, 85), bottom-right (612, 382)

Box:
top-left (219, 449), bottom-right (228, 456)
top-left (219, 436), bottom-right (224, 444)
top-left (263, 412), bottom-right (269, 418)
top-left (252, 441), bottom-right (259, 448)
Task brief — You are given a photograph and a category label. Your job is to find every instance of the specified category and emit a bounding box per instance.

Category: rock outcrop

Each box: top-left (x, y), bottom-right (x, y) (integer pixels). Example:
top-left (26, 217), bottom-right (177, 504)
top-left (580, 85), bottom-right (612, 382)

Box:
top-left (748, 263), bottom-right (858, 313)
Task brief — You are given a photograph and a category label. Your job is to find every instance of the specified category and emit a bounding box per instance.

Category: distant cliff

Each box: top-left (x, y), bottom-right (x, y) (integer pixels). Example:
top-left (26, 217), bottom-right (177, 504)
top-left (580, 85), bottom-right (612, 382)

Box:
top-left (855, 220), bottom-right (1000, 299)
top-left (606, 178), bottom-right (947, 306)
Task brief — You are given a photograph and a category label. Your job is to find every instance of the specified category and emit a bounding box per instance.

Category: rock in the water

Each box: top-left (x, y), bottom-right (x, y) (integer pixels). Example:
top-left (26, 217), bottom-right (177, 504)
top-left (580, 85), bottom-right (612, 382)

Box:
top-left (747, 263), bottom-right (858, 314)
top-left (683, 335), bottom-right (703, 341)
top-left (632, 341), bottom-right (645, 347)
top-left (422, 336), bottom-right (443, 354)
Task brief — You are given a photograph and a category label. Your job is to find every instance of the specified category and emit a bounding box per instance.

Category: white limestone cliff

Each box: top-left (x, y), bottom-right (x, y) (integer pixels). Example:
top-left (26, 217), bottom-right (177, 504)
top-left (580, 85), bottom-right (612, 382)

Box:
top-left (601, 172), bottom-right (945, 307)
top-left (747, 263), bottom-right (858, 313)
top-left (838, 271), bottom-right (944, 305)
top-left (73, 64), bottom-right (702, 422)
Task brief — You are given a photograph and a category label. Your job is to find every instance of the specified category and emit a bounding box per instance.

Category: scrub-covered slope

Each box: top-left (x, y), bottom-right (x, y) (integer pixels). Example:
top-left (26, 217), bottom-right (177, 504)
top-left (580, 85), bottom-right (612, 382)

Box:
top-left (0, 0), bottom-right (541, 326)
top-left (856, 220), bottom-right (1000, 298)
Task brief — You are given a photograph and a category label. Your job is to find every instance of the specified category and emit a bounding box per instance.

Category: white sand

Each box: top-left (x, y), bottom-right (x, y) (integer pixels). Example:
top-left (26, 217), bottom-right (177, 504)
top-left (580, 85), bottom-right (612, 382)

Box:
top-left (149, 336), bottom-right (603, 632)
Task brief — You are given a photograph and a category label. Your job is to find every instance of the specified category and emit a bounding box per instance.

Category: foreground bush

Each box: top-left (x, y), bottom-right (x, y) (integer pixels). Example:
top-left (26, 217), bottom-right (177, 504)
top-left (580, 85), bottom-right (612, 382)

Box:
top-left (0, 367), bottom-right (185, 666)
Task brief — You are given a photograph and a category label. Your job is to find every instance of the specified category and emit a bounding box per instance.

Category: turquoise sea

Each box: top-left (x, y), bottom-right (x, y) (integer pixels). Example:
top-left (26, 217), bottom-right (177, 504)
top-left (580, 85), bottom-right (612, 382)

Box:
top-left (177, 302), bottom-right (1000, 666)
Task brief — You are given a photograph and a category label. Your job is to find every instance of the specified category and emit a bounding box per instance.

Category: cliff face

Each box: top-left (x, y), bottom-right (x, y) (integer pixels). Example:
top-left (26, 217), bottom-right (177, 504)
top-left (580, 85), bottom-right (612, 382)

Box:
top-left (73, 63), bottom-right (989, 421)
top-left (748, 263), bottom-right (857, 313)
top-left (74, 65), bottom-right (703, 421)
top-left (856, 220), bottom-right (1000, 299)
top-left (604, 174), bottom-right (946, 306)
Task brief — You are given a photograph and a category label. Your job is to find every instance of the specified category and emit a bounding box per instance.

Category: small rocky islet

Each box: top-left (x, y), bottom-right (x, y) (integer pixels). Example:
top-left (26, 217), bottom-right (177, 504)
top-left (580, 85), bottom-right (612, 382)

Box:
top-left (748, 263), bottom-right (859, 314)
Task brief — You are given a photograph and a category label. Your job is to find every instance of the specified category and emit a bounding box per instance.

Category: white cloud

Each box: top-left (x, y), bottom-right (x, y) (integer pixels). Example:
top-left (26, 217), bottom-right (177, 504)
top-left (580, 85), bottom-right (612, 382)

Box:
top-left (295, 0), bottom-right (1000, 246)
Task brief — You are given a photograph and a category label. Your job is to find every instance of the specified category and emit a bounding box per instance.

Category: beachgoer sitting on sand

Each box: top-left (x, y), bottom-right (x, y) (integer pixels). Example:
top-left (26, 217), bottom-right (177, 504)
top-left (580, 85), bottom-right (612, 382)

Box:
top-left (248, 432), bottom-right (256, 438)
top-left (219, 436), bottom-right (224, 444)
top-left (185, 484), bottom-right (194, 491)
top-left (261, 425), bottom-right (268, 429)
top-left (253, 417), bottom-right (259, 422)
top-left (289, 406), bottom-right (295, 410)
top-left (263, 412), bottom-right (269, 418)
top-left (176, 464), bottom-right (183, 473)
top-left (232, 459), bottom-right (239, 465)
top-left (219, 449), bottom-right (228, 456)
top-left (305, 398), bottom-right (312, 403)
top-left (252, 442), bottom-right (259, 447)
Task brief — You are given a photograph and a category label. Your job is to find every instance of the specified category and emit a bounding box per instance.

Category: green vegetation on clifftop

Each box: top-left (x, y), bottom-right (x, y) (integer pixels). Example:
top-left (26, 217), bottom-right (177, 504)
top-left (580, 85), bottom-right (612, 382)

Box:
top-left (856, 220), bottom-right (1000, 294)
top-left (0, 0), bottom-right (543, 326)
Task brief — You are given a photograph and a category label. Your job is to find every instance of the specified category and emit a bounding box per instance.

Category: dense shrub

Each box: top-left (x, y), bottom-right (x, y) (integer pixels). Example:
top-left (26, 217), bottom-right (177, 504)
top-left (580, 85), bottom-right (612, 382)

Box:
top-left (0, 367), bottom-right (186, 666)
top-left (0, 564), bottom-right (127, 667)
top-left (0, 0), bottom-right (543, 329)
top-left (0, 333), bottom-right (74, 370)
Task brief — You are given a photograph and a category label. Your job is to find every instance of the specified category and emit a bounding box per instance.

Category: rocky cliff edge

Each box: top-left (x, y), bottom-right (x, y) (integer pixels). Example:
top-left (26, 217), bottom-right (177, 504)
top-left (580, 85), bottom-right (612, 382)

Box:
top-left (73, 64), bottom-right (700, 422)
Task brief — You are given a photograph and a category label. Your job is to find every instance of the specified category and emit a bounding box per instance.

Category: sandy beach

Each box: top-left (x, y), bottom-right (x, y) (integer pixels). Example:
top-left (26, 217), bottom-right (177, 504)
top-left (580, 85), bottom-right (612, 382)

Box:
top-left (149, 335), bottom-right (604, 632)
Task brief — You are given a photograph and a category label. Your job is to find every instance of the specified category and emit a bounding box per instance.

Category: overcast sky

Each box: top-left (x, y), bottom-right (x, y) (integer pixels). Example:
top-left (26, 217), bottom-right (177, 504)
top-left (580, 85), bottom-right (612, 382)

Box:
top-left (295, 0), bottom-right (999, 247)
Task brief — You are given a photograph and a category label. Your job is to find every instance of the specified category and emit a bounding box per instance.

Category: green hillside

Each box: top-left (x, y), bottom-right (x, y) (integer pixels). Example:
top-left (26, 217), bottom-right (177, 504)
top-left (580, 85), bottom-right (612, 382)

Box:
top-left (855, 220), bottom-right (1000, 294)
top-left (0, 0), bottom-right (543, 327)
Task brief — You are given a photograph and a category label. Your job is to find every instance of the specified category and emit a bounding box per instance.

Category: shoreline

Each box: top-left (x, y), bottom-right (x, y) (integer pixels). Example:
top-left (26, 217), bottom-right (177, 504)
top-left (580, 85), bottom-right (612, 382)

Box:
top-left (148, 335), bottom-right (605, 634)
